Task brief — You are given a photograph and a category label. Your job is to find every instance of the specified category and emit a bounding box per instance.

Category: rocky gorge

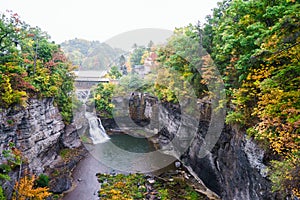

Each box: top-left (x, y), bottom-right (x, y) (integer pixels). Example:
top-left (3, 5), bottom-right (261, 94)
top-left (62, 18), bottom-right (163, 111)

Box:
top-left (0, 94), bottom-right (277, 200)
top-left (125, 93), bottom-right (276, 200)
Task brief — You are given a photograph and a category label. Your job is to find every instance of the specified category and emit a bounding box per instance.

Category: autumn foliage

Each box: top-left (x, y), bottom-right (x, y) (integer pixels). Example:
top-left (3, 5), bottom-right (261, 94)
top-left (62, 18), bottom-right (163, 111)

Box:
top-left (0, 11), bottom-right (76, 123)
top-left (203, 0), bottom-right (299, 197)
top-left (13, 174), bottom-right (51, 200)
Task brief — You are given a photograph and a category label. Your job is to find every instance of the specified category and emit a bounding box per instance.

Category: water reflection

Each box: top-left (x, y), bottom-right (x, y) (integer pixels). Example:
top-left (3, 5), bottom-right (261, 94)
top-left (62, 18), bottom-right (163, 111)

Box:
top-left (85, 134), bottom-right (176, 173)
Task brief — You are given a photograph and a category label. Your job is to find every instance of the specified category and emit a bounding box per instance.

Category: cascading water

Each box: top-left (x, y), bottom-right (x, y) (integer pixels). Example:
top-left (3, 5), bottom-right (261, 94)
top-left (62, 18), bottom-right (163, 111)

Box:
top-left (85, 112), bottom-right (110, 144)
top-left (76, 89), bottom-right (110, 144)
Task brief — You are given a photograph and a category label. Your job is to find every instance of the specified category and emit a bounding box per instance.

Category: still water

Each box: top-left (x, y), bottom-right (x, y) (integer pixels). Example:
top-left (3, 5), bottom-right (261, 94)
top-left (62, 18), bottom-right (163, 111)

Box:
top-left (63, 134), bottom-right (175, 200)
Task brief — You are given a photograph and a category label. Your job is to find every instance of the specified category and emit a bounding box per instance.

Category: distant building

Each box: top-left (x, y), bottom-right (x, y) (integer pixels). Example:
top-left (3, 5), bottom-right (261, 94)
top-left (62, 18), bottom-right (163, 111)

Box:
top-left (132, 65), bottom-right (151, 76)
top-left (144, 52), bottom-right (158, 70)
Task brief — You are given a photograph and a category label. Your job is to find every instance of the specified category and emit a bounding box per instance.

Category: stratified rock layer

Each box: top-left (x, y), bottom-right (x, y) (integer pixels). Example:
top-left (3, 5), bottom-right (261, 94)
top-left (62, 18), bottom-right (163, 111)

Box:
top-left (0, 98), bottom-right (64, 173)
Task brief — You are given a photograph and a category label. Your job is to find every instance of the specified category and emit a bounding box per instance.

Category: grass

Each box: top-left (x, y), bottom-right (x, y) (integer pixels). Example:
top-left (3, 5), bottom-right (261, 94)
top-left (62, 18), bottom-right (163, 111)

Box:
top-left (80, 135), bottom-right (91, 143)
top-left (59, 148), bottom-right (72, 161)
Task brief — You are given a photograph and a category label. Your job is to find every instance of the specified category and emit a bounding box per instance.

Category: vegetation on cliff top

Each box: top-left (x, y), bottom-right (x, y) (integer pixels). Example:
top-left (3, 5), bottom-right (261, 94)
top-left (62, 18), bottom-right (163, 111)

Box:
top-left (202, 0), bottom-right (299, 196)
top-left (93, 0), bottom-right (299, 197)
top-left (0, 11), bottom-right (75, 123)
top-left (1, 0), bottom-right (299, 198)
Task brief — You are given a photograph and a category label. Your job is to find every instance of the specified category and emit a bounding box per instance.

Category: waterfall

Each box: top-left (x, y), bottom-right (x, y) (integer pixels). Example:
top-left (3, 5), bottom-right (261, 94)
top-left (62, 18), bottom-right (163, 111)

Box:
top-left (76, 89), bottom-right (110, 144)
top-left (85, 112), bottom-right (110, 144)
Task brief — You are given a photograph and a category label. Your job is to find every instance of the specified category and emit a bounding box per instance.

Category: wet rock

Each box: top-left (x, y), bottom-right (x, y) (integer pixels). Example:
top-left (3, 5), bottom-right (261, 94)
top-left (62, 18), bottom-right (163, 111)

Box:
top-left (147, 178), bottom-right (155, 184)
top-left (184, 125), bottom-right (274, 200)
top-left (0, 98), bottom-right (86, 198)
top-left (175, 161), bottom-right (181, 168)
top-left (62, 124), bottom-right (81, 148)
top-left (49, 174), bottom-right (72, 194)
top-left (133, 94), bottom-right (275, 200)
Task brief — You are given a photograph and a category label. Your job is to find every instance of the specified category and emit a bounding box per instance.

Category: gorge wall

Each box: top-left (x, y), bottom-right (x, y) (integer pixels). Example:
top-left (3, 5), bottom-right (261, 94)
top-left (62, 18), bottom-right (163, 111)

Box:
top-left (129, 93), bottom-right (274, 200)
top-left (1, 95), bottom-right (275, 199)
top-left (0, 98), bottom-right (63, 173)
top-left (0, 98), bottom-right (80, 197)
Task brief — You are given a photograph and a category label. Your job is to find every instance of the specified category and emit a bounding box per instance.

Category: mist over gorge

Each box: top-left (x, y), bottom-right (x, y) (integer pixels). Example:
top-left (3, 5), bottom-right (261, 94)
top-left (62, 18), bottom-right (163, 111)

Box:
top-left (0, 0), bottom-right (299, 199)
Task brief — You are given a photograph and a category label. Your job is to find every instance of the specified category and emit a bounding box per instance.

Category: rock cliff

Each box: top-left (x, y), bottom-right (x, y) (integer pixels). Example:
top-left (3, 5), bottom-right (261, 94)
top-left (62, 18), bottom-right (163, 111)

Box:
top-left (0, 98), bottom-right (82, 192)
top-left (0, 98), bottom-right (83, 198)
top-left (128, 93), bottom-right (274, 200)
top-left (0, 98), bottom-right (66, 173)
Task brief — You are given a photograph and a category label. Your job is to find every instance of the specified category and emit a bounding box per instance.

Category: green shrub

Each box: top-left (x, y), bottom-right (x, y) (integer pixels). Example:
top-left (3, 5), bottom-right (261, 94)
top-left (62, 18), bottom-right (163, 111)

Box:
top-left (35, 174), bottom-right (50, 187)
top-left (59, 148), bottom-right (71, 160)
top-left (225, 111), bottom-right (245, 125)
top-left (6, 119), bottom-right (13, 125)
top-left (0, 186), bottom-right (6, 200)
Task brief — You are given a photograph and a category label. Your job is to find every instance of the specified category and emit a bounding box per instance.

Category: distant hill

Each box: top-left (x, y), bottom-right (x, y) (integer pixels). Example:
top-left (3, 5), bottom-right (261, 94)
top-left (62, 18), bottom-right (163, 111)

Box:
top-left (60, 38), bottom-right (125, 70)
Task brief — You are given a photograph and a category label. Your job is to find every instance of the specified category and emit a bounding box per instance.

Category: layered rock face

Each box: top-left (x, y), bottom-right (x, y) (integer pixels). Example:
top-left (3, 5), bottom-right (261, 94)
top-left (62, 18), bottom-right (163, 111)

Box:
top-left (129, 93), bottom-right (273, 200)
top-left (0, 98), bottom-right (82, 198)
top-left (185, 124), bottom-right (273, 200)
top-left (1, 98), bottom-right (64, 173)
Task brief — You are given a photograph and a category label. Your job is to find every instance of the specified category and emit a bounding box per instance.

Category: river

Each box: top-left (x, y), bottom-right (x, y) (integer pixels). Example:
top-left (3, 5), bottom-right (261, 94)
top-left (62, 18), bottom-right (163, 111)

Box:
top-left (66, 89), bottom-right (177, 199)
top-left (63, 134), bottom-right (176, 200)
top-left (63, 153), bottom-right (110, 200)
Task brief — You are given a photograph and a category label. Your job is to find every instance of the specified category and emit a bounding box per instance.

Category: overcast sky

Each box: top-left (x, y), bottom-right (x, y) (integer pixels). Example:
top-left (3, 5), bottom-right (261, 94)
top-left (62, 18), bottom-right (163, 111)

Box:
top-left (0, 0), bottom-right (219, 44)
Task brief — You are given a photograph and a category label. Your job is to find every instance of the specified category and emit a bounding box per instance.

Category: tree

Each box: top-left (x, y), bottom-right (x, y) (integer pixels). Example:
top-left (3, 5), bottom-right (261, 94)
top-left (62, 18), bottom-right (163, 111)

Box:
top-left (118, 73), bottom-right (147, 93)
top-left (93, 83), bottom-right (116, 118)
top-left (119, 55), bottom-right (126, 66)
top-left (0, 11), bottom-right (76, 123)
top-left (147, 40), bottom-right (154, 49)
top-left (60, 38), bottom-right (124, 70)
top-left (0, 143), bottom-right (22, 178)
top-left (108, 66), bottom-right (122, 80)
top-left (130, 46), bottom-right (146, 67)
top-left (35, 174), bottom-right (49, 188)
top-left (156, 24), bottom-right (208, 99)
top-left (0, 186), bottom-right (5, 200)
top-left (132, 43), bottom-right (137, 49)
top-left (0, 11), bottom-right (23, 65)
top-left (203, 0), bottom-right (299, 196)
top-left (13, 174), bottom-right (51, 200)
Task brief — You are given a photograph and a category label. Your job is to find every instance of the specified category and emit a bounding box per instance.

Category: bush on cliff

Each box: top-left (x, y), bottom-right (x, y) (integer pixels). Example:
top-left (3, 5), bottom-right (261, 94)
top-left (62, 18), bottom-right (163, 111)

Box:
top-left (0, 11), bottom-right (76, 123)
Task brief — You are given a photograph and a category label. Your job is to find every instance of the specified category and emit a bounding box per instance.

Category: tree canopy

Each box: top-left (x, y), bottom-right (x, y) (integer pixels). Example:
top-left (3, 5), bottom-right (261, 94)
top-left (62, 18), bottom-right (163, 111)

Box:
top-left (0, 11), bottom-right (76, 123)
top-left (203, 0), bottom-right (299, 196)
top-left (60, 38), bottom-right (124, 70)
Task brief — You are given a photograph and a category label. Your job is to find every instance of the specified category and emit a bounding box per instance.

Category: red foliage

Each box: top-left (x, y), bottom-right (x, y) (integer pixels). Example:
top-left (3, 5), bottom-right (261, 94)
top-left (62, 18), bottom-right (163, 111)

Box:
top-left (45, 51), bottom-right (68, 69)
top-left (9, 73), bottom-right (35, 92)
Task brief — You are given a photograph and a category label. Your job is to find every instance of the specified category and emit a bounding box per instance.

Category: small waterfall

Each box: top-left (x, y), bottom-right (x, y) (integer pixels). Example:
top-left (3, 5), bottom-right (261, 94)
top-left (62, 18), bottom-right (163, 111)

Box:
top-left (76, 89), bottom-right (110, 144)
top-left (85, 112), bottom-right (110, 144)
